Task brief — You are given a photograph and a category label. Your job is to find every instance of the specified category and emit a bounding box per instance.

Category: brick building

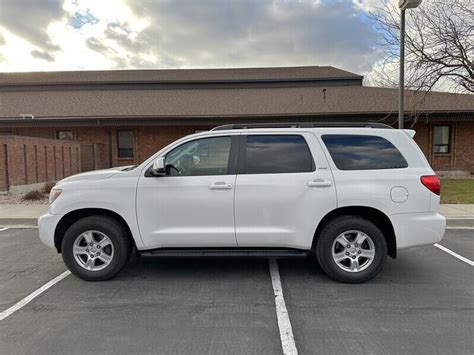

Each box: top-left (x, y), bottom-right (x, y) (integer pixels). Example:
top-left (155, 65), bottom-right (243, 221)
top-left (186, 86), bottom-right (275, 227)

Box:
top-left (0, 66), bottom-right (473, 179)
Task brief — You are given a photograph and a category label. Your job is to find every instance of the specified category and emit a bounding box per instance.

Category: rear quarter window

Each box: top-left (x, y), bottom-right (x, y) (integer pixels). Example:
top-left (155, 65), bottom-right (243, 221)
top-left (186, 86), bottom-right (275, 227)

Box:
top-left (321, 134), bottom-right (408, 170)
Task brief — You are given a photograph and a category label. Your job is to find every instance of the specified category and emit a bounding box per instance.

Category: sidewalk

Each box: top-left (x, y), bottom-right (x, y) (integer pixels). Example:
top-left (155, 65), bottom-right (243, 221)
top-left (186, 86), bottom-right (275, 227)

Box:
top-left (439, 204), bottom-right (474, 227)
top-left (0, 203), bottom-right (473, 228)
top-left (0, 204), bottom-right (48, 226)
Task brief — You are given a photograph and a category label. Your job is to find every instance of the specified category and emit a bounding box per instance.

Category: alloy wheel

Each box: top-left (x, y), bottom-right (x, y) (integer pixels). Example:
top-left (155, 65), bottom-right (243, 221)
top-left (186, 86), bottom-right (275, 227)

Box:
top-left (72, 230), bottom-right (114, 271)
top-left (331, 230), bottom-right (375, 272)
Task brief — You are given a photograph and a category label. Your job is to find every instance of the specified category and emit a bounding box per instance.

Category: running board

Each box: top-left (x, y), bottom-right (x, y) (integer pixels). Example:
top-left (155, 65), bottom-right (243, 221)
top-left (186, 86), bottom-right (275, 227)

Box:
top-left (139, 248), bottom-right (309, 258)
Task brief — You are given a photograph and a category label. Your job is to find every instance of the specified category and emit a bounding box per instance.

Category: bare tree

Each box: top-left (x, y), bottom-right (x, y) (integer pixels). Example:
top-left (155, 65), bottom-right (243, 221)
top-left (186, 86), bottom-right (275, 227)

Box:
top-left (369, 0), bottom-right (473, 93)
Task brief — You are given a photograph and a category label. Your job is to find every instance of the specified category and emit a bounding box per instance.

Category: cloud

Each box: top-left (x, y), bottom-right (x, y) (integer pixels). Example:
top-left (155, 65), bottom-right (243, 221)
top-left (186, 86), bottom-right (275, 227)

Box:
top-left (30, 49), bottom-right (55, 62)
top-left (124, 0), bottom-right (381, 74)
top-left (104, 21), bottom-right (148, 53)
top-left (0, 0), bottom-right (383, 77)
top-left (0, 0), bottom-right (64, 53)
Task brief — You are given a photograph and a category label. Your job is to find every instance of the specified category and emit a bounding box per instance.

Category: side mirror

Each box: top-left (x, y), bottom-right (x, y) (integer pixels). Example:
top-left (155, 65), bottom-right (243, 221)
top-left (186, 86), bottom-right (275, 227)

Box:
top-left (151, 157), bottom-right (166, 175)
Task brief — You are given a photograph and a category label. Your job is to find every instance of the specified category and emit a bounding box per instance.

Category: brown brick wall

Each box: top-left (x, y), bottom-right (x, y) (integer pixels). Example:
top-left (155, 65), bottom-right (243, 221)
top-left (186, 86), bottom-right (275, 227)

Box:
top-left (414, 121), bottom-right (474, 173)
top-left (0, 135), bottom-right (81, 192)
top-left (453, 122), bottom-right (474, 172)
top-left (0, 144), bottom-right (8, 191)
top-left (413, 123), bottom-right (430, 161)
top-left (14, 127), bottom-right (112, 172)
top-left (108, 126), bottom-right (196, 167)
top-left (2, 121), bottom-right (473, 175)
top-left (135, 126), bottom-right (195, 164)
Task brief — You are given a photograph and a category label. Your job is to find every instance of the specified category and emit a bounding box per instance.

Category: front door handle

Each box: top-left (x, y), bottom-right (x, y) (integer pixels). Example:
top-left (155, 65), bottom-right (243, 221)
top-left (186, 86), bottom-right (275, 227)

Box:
top-left (307, 180), bottom-right (332, 188)
top-left (209, 182), bottom-right (233, 190)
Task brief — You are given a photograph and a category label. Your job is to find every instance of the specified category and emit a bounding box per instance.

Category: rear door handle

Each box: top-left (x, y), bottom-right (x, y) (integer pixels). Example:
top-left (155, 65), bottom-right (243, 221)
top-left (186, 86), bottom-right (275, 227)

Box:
top-left (209, 182), bottom-right (233, 190)
top-left (307, 180), bottom-right (332, 188)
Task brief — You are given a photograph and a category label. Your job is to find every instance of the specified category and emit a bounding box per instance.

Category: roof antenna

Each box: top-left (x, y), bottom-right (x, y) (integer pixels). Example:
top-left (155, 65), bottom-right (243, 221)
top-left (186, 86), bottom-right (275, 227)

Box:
top-left (322, 88), bottom-right (327, 103)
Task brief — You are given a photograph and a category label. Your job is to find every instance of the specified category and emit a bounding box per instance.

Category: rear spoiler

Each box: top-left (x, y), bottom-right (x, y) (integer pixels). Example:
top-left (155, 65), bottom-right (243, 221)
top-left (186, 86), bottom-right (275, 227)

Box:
top-left (403, 129), bottom-right (416, 138)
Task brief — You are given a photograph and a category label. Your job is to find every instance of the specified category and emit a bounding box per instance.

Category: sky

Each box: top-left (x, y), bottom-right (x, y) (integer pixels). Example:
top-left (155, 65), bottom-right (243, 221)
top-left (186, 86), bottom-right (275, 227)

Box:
top-left (0, 0), bottom-right (389, 79)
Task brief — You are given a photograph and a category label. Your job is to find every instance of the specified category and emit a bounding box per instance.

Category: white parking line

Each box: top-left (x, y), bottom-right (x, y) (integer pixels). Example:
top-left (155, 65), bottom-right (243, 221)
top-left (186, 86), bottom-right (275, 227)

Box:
top-left (0, 270), bottom-right (71, 321)
top-left (269, 259), bottom-right (298, 355)
top-left (434, 244), bottom-right (474, 266)
top-left (0, 227), bottom-right (9, 232)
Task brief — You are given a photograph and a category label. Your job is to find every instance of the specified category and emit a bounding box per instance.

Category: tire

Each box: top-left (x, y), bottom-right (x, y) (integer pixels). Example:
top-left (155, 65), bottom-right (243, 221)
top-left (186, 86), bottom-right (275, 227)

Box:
top-left (316, 215), bottom-right (387, 283)
top-left (61, 216), bottom-right (132, 281)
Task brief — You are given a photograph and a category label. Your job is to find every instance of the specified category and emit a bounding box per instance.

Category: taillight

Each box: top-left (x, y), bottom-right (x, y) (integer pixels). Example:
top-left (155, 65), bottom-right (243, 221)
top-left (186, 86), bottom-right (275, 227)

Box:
top-left (420, 175), bottom-right (441, 195)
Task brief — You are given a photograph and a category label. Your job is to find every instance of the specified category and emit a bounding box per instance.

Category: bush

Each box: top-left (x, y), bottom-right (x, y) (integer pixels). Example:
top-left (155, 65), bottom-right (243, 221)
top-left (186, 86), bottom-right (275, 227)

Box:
top-left (23, 190), bottom-right (45, 201)
top-left (43, 181), bottom-right (56, 194)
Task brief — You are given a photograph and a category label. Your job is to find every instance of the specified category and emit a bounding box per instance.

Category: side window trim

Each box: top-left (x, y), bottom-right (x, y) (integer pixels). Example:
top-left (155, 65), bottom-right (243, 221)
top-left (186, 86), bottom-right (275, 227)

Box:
top-left (227, 135), bottom-right (240, 175)
top-left (237, 134), bottom-right (246, 175)
top-left (237, 133), bottom-right (316, 175)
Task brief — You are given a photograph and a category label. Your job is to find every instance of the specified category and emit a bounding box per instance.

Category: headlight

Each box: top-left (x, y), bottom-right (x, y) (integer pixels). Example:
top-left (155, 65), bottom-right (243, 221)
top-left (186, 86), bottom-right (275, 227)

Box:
top-left (49, 189), bottom-right (62, 204)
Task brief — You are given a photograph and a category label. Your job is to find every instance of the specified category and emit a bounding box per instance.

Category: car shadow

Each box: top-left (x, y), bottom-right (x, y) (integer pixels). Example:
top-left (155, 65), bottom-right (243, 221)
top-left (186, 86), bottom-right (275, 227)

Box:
top-left (117, 254), bottom-right (276, 281)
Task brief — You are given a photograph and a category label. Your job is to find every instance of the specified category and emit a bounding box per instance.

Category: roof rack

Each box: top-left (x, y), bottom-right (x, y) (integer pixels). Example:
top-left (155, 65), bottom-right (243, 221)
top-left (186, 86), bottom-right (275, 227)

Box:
top-left (211, 122), bottom-right (393, 131)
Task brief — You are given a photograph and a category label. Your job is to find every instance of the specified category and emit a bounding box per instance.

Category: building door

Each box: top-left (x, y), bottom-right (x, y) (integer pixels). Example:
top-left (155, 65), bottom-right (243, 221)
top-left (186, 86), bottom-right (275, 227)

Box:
top-left (80, 145), bottom-right (94, 171)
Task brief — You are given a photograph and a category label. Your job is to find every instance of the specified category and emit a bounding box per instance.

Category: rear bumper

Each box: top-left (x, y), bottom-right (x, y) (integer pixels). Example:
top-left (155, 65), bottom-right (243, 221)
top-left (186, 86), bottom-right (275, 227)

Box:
top-left (38, 213), bottom-right (62, 249)
top-left (390, 212), bottom-right (446, 249)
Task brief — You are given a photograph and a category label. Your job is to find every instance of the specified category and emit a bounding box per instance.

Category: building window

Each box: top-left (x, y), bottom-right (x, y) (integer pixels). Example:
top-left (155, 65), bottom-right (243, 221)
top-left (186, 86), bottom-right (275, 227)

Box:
top-left (117, 130), bottom-right (134, 158)
top-left (0, 131), bottom-right (13, 135)
top-left (434, 126), bottom-right (450, 154)
top-left (57, 130), bottom-right (74, 140)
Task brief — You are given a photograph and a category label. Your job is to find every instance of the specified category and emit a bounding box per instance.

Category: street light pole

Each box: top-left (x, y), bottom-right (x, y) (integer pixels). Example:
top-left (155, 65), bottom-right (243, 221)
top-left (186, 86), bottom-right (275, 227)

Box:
top-left (399, 9), bottom-right (406, 129)
top-left (398, 0), bottom-right (422, 129)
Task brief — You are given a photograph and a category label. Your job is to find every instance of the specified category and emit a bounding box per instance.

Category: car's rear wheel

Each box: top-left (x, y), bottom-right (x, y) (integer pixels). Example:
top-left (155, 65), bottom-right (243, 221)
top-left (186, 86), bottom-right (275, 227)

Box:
top-left (61, 216), bottom-right (132, 281)
top-left (316, 216), bottom-right (387, 283)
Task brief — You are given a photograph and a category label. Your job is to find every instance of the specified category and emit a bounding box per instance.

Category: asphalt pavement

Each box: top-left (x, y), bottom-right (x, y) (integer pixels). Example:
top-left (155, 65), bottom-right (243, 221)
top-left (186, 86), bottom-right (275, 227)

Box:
top-left (0, 228), bottom-right (472, 354)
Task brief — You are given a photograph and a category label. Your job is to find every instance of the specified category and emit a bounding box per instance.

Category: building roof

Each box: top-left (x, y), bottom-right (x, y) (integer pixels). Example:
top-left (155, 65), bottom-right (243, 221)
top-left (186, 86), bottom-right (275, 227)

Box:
top-left (0, 66), bottom-right (362, 86)
top-left (0, 67), bottom-right (472, 125)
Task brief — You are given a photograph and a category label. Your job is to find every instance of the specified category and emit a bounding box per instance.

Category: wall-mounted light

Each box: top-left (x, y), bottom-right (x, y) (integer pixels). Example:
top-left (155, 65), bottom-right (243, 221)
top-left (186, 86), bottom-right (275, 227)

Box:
top-left (20, 114), bottom-right (34, 120)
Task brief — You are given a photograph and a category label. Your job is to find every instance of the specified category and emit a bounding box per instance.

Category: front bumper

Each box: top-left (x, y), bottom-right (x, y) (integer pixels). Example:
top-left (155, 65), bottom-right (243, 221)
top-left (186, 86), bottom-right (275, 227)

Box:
top-left (38, 213), bottom-right (62, 249)
top-left (390, 212), bottom-right (446, 249)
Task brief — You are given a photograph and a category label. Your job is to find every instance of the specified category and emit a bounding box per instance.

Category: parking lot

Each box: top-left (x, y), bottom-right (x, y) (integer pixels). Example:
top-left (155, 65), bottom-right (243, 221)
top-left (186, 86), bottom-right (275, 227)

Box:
top-left (0, 227), bottom-right (473, 354)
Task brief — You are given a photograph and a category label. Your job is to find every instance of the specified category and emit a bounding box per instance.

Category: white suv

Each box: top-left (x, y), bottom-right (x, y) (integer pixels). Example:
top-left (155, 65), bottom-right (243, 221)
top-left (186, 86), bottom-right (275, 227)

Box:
top-left (38, 123), bottom-right (446, 283)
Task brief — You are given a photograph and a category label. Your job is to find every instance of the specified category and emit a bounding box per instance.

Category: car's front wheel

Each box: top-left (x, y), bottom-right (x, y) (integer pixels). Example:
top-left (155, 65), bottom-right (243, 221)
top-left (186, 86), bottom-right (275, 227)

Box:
top-left (316, 216), bottom-right (387, 283)
top-left (61, 216), bottom-right (132, 281)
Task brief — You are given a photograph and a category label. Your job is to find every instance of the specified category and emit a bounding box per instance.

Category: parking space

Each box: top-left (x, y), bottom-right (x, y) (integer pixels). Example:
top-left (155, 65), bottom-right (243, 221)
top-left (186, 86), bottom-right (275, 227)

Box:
top-left (0, 228), bottom-right (66, 310)
top-left (0, 228), bottom-right (473, 354)
top-left (279, 244), bottom-right (474, 354)
top-left (438, 229), bottom-right (474, 260)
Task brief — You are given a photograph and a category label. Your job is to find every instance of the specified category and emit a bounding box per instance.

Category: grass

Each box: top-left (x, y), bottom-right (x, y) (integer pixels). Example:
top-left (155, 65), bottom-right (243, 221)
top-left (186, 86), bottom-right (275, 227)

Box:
top-left (441, 179), bottom-right (474, 204)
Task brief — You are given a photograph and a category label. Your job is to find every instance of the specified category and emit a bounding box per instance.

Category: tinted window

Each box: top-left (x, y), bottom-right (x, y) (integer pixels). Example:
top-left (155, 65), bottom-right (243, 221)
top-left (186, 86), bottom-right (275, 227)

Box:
top-left (57, 130), bottom-right (74, 140)
top-left (244, 135), bottom-right (314, 174)
top-left (117, 130), bottom-right (134, 158)
top-left (322, 135), bottom-right (408, 170)
top-left (434, 126), bottom-right (450, 153)
top-left (165, 136), bottom-right (231, 176)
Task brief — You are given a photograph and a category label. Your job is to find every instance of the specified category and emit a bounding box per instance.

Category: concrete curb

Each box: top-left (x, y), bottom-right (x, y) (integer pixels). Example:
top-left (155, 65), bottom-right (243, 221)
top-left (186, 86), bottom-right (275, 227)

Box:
top-left (446, 218), bottom-right (474, 228)
top-left (1, 218), bottom-right (473, 229)
top-left (0, 218), bottom-right (39, 226)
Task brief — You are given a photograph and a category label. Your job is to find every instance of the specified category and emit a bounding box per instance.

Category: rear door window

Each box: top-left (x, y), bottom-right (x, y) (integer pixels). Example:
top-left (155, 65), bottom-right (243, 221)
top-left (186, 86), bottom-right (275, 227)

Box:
top-left (243, 135), bottom-right (315, 174)
top-left (321, 134), bottom-right (408, 170)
